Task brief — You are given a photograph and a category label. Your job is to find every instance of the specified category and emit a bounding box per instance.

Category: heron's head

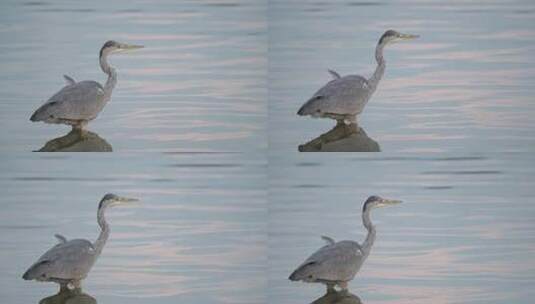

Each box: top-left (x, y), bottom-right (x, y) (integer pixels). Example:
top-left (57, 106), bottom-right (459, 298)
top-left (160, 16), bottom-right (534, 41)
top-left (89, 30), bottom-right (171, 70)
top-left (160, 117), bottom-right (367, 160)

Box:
top-left (99, 40), bottom-right (144, 58)
top-left (98, 193), bottom-right (139, 210)
top-left (363, 195), bottom-right (402, 212)
top-left (378, 30), bottom-right (419, 45)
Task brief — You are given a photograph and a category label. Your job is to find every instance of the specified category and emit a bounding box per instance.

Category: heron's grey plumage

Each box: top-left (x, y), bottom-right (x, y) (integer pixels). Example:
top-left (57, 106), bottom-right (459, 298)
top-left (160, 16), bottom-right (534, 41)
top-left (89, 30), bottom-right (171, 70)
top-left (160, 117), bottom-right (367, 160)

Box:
top-left (31, 81), bottom-right (106, 125)
top-left (289, 196), bottom-right (402, 291)
top-left (22, 193), bottom-right (138, 290)
top-left (290, 240), bottom-right (364, 284)
top-left (30, 41), bottom-right (143, 131)
top-left (298, 75), bottom-right (371, 123)
top-left (297, 30), bottom-right (418, 125)
top-left (23, 239), bottom-right (96, 284)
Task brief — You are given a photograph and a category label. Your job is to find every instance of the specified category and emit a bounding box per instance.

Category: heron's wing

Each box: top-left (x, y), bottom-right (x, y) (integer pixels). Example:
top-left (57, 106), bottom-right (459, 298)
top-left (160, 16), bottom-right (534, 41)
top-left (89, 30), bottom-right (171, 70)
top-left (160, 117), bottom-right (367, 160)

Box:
top-left (293, 240), bottom-right (363, 282)
top-left (321, 235), bottom-right (336, 245)
top-left (31, 239), bottom-right (97, 280)
top-left (327, 69), bottom-right (341, 80)
top-left (63, 75), bottom-right (76, 86)
top-left (302, 75), bottom-right (371, 116)
top-left (40, 80), bottom-right (106, 121)
top-left (54, 234), bottom-right (67, 244)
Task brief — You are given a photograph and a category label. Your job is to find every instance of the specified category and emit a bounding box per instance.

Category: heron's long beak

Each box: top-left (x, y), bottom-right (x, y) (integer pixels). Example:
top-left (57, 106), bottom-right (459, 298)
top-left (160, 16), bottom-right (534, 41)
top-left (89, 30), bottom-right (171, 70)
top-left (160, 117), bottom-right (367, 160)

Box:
top-left (119, 43), bottom-right (144, 52)
top-left (399, 33), bottom-right (419, 40)
top-left (380, 198), bottom-right (402, 206)
top-left (115, 196), bottom-right (140, 205)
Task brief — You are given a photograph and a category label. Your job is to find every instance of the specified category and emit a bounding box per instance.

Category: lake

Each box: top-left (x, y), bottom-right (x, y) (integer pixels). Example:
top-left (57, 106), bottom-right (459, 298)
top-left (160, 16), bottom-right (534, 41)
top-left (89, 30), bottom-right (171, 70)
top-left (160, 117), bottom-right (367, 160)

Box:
top-left (2, 0), bottom-right (535, 303)
top-left (268, 153), bottom-right (535, 303)
top-left (0, 0), bottom-right (266, 152)
top-left (0, 153), bottom-right (266, 304)
top-left (269, 0), bottom-right (535, 152)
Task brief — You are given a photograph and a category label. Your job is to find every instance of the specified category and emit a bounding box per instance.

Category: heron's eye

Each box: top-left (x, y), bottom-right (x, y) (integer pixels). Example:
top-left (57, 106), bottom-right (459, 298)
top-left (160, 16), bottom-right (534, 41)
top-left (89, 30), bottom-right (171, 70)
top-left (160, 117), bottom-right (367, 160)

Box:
top-left (316, 109), bottom-right (321, 113)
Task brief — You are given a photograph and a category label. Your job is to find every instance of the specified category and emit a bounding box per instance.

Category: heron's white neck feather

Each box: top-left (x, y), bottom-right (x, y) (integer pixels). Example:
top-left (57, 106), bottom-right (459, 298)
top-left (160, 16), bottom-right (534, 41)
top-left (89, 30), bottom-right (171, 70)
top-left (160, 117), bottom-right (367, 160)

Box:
top-left (104, 69), bottom-right (117, 101)
top-left (361, 206), bottom-right (376, 257)
top-left (99, 52), bottom-right (117, 103)
top-left (94, 205), bottom-right (110, 256)
top-left (368, 42), bottom-right (386, 93)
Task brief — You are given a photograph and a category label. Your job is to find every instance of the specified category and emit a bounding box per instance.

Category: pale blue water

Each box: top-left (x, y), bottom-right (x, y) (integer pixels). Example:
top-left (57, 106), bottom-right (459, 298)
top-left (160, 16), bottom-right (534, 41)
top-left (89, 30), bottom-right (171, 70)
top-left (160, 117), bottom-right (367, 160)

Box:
top-left (0, 0), bottom-right (266, 152)
top-left (269, 0), bottom-right (535, 152)
top-left (1, 1), bottom-right (535, 304)
top-left (269, 153), bottom-right (535, 304)
top-left (0, 153), bottom-right (266, 304)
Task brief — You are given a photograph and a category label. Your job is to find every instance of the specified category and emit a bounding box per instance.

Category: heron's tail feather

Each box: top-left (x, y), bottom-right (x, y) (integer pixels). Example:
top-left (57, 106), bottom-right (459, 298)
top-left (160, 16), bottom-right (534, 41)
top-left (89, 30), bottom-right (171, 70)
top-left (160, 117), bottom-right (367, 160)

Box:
top-left (288, 269), bottom-right (301, 281)
top-left (22, 269), bottom-right (31, 280)
top-left (30, 108), bottom-right (42, 122)
top-left (297, 104), bottom-right (308, 116)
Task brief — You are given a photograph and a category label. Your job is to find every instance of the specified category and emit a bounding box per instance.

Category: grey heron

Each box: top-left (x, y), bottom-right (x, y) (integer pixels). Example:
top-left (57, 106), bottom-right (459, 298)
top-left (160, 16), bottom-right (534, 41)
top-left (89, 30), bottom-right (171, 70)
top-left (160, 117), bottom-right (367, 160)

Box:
top-left (30, 41), bottom-right (144, 131)
top-left (23, 193), bottom-right (139, 291)
top-left (289, 196), bottom-right (402, 292)
top-left (297, 30), bottom-right (418, 125)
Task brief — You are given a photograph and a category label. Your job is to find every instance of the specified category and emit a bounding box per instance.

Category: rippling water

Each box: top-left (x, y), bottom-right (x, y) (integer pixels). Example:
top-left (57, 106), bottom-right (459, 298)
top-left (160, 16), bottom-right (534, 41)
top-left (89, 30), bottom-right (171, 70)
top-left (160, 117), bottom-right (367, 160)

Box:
top-left (2, 1), bottom-right (535, 303)
top-left (0, 153), bottom-right (265, 304)
top-left (269, 0), bottom-right (535, 152)
top-left (269, 153), bottom-right (535, 303)
top-left (0, 0), bottom-right (266, 152)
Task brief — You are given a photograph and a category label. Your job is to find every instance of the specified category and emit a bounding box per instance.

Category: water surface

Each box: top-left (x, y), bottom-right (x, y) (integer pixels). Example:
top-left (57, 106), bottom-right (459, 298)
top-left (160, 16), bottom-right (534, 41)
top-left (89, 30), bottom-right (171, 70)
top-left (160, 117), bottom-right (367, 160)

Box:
top-left (269, 153), bottom-right (535, 303)
top-left (0, 0), bottom-right (266, 152)
top-left (0, 153), bottom-right (265, 304)
top-left (269, 0), bottom-right (535, 152)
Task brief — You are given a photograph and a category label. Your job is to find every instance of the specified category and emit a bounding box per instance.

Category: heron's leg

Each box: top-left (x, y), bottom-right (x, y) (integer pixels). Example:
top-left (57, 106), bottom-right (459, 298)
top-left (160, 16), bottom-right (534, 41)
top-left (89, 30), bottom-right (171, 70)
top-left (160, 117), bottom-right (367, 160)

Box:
top-left (59, 283), bottom-right (69, 293)
top-left (335, 119), bottom-right (351, 136)
top-left (71, 121), bottom-right (87, 132)
top-left (334, 121), bottom-right (357, 137)
top-left (326, 283), bottom-right (336, 293)
top-left (342, 115), bottom-right (357, 125)
top-left (71, 286), bottom-right (83, 295)
top-left (67, 280), bottom-right (82, 291)
top-left (71, 122), bottom-right (89, 139)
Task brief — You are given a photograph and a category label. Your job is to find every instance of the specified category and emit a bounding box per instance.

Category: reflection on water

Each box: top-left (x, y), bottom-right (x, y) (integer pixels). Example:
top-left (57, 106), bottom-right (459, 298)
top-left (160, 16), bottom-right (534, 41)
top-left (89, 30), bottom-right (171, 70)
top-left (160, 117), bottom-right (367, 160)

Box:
top-left (310, 290), bottom-right (362, 304)
top-left (299, 123), bottom-right (380, 152)
top-left (36, 130), bottom-right (112, 152)
top-left (39, 288), bottom-right (96, 304)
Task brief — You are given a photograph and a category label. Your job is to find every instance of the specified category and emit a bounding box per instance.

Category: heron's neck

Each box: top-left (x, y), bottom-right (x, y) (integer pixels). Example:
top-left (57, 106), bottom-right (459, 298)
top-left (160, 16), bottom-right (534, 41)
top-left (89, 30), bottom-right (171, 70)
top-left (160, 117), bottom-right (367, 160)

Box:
top-left (361, 207), bottom-right (376, 256)
top-left (94, 206), bottom-right (110, 255)
top-left (368, 42), bottom-right (386, 92)
top-left (99, 53), bottom-right (117, 101)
